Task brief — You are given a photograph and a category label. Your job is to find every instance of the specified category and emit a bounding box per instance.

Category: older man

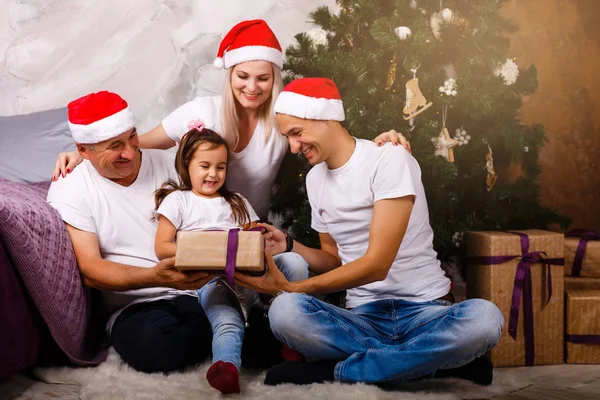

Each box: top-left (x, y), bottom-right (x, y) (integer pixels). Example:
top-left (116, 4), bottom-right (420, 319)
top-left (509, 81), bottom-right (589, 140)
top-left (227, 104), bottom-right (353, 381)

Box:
top-left (47, 91), bottom-right (215, 373)
top-left (236, 78), bottom-right (504, 387)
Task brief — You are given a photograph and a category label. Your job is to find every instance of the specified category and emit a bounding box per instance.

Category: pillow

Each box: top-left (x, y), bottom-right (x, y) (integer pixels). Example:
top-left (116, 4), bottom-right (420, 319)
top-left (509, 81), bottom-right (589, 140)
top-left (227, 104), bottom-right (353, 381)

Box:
top-left (0, 178), bottom-right (106, 365)
top-left (0, 108), bottom-right (75, 184)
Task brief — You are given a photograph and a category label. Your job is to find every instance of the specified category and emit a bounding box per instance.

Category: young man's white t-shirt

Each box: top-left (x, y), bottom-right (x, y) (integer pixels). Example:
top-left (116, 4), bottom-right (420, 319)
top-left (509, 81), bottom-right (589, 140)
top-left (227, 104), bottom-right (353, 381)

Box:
top-left (155, 190), bottom-right (259, 231)
top-left (161, 96), bottom-right (288, 220)
top-left (46, 149), bottom-right (195, 332)
top-left (306, 139), bottom-right (450, 308)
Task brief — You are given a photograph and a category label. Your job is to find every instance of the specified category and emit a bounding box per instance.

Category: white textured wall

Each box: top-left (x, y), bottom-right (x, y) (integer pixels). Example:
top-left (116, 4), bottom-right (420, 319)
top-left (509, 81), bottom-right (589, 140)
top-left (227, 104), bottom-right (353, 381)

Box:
top-left (0, 0), bottom-right (335, 131)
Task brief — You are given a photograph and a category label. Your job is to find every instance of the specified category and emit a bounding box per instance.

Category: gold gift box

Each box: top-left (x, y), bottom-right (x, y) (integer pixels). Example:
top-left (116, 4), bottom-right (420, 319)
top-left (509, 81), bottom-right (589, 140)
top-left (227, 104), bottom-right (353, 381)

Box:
top-left (466, 230), bottom-right (564, 367)
top-left (565, 289), bottom-right (600, 364)
top-left (175, 230), bottom-right (264, 274)
top-left (565, 236), bottom-right (600, 277)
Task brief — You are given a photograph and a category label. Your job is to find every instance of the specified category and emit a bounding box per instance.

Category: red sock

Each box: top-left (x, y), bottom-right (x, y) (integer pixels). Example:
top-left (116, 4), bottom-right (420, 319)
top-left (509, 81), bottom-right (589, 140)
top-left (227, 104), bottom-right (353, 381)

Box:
top-left (281, 344), bottom-right (305, 362)
top-left (206, 361), bottom-right (240, 394)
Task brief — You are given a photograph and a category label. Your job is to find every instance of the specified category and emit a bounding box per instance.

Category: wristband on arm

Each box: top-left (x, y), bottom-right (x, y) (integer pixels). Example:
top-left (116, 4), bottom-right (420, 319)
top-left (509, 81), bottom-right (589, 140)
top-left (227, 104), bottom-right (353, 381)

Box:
top-left (285, 232), bottom-right (294, 253)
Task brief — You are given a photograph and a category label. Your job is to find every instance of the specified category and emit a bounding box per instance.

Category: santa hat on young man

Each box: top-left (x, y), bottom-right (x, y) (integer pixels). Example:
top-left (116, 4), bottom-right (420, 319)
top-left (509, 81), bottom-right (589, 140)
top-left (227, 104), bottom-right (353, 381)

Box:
top-left (67, 91), bottom-right (136, 144)
top-left (213, 19), bottom-right (283, 69)
top-left (274, 77), bottom-right (345, 121)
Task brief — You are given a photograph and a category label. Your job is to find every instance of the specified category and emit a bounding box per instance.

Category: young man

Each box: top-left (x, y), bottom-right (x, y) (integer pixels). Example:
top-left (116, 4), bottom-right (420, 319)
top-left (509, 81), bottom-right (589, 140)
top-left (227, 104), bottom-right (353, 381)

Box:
top-left (235, 78), bottom-right (504, 386)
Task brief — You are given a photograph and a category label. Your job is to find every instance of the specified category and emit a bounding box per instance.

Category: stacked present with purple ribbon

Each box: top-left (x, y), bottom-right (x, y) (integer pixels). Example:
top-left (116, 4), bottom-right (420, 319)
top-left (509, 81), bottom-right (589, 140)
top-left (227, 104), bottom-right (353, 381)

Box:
top-left (465, 230), bottom-right (564, 367)
top-left (563, 229), bottom-right (600, 364)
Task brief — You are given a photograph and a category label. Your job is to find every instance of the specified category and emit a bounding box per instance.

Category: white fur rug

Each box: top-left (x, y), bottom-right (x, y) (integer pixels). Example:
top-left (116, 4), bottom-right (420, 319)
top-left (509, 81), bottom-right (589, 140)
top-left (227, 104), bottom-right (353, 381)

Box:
top-left (32, 348), bottom-right (585, 400)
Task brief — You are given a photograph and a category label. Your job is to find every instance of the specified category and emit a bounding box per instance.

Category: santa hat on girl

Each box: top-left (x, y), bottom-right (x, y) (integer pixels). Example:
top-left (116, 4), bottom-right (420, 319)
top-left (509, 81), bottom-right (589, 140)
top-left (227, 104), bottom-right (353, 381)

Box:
top-left (274, 78), bottom-right (345, 121)
top-left (67, 91), bottom-right (136, 144)
top-left (213, 19), bottom-right (283, 69)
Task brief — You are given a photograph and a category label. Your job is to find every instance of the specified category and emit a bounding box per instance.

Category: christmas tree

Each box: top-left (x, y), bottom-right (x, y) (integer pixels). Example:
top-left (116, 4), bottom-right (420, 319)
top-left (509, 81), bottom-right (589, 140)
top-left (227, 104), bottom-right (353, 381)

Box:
top-left (270, 0), bottom-right (569, 261)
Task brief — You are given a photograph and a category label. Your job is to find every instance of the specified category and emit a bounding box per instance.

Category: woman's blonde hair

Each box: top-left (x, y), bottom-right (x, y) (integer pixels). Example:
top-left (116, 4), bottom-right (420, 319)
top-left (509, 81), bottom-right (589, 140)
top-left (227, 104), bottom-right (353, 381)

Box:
top-left (220, 64), bottom-right (284, 150)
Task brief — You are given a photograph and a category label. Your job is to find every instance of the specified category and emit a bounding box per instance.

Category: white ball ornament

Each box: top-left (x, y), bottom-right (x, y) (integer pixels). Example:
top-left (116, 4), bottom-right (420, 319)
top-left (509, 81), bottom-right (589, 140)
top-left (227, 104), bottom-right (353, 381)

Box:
top-left (441, 8), bottom-right (454, 22)
top-left (439, 86), bottom-right (445, 92)
top-left (394, 26), bottom-right (412, 40)
top-left (451, 90), bottom-right (457, 96)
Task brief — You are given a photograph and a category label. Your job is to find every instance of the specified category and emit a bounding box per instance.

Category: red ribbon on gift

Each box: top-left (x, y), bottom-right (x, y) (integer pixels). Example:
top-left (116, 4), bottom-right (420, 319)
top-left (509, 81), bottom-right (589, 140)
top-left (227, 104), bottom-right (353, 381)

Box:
top-left (469, 232), bottom-right (564, 366)
top-left (565, 229), bottom-right (600, 277)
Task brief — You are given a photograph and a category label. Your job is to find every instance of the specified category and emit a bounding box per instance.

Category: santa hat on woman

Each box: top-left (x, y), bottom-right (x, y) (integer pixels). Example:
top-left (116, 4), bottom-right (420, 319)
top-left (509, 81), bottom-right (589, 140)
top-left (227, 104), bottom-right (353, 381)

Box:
top-left (213, 19), bottom-right (283, 69)
top-left (274, 78), bottom-right (345, 121)
top-left (67, 91), bottom-right (136, 144)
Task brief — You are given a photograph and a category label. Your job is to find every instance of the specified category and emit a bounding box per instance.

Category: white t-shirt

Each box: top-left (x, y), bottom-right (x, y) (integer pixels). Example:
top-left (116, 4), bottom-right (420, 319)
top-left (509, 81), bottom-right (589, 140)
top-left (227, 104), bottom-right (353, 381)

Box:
top-left (155, 190), bottom-right (259, 231)
top-left (46, 150), bottom-right (195, 331)
top-left (306, 139), bottom-right (450, 308)
top-left (161, 95), bottom-right (288, 219)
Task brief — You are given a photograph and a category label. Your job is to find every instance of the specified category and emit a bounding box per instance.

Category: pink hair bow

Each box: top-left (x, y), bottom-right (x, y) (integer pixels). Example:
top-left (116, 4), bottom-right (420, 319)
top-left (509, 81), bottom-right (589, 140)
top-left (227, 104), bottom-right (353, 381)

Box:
top-left (187, 119), bottom-right (205, 132)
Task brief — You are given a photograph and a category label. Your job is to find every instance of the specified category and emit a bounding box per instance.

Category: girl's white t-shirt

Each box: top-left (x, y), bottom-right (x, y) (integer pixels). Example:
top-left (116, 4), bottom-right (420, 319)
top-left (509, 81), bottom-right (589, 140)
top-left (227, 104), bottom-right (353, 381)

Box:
top-left (161, 96), bottom-right (288, 220)
top-left (155, 190), bottom-right (259, 231)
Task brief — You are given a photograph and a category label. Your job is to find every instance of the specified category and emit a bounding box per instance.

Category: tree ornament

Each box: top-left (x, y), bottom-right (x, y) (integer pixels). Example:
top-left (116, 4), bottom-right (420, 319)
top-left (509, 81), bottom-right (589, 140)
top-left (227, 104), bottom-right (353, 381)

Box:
top-left (439, 78), bottom-right (457, 97)
top-left (441, 8), bottom-right (455, 22)
top-left (452, 231), bottom-right (464, 248)
top-left (410, 0), bottom-right (418, 9)
top-left (484, 141), bottom-right (498, 191)
top-left (385, 54), bottom-right (398, 91)
top-left (432, 106), bottom-right (459, 162)
top-left (394, 26), bottom-right (412, 40)
top-left (494, 58), bottom-right (520, 85)
top-left (403, 66), bottom-right (432, 120)
top-left (306, 28), bottom-right (329, 47)
top-left (453, 127), bottom-right (470, 145)
top-left (430, 8), bottom-right (455, 39)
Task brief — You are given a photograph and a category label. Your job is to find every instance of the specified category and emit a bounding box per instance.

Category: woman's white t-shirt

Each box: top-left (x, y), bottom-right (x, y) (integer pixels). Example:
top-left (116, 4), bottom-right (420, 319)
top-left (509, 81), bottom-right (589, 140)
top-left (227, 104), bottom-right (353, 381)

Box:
top-left (161, 96), bottom-right (288, 220)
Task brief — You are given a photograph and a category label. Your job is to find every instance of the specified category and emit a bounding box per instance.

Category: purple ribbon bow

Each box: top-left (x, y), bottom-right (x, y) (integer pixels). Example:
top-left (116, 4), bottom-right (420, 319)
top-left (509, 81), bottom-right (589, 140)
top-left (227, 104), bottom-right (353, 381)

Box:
top-left (224, 227), bottom-right (265, 288)
top-left (565, 230), bottom-right (600, 277)
top-left (469, 232), bottom-right (564, 366)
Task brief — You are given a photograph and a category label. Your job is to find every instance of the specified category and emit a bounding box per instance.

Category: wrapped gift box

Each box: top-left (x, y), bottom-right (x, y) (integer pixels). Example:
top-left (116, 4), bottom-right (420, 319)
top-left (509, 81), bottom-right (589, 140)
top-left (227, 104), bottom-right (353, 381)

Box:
top-left (175, 230), bottom-right (264, 274)
top-left (466, 230), bottom-right (564, 367)
top-left (565, 289), bottom-right (600, 364)
top-left (564, 230), bottom-right (600, 277)
top-left (565, 276), bottom-right (600, 291)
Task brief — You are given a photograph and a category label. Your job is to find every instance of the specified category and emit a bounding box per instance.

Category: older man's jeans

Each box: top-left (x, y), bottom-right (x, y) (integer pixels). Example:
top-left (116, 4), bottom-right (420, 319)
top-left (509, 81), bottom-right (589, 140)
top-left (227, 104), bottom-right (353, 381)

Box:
top-left (199, 253), bottom-right (309, 370)
top-left (268, 293), bottom-right (504, 384)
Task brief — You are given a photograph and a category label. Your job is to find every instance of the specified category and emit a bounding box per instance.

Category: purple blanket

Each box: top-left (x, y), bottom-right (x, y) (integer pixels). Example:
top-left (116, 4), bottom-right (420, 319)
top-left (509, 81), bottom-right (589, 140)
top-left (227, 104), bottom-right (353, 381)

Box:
top-left (0, 178), bottom-right (107, 366)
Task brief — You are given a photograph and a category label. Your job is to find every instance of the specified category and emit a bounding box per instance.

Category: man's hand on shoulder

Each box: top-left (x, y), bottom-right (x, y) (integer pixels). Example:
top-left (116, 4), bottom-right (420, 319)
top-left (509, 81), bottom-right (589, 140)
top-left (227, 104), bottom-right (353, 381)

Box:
top-left (152, 257), bottom-right (216, 290)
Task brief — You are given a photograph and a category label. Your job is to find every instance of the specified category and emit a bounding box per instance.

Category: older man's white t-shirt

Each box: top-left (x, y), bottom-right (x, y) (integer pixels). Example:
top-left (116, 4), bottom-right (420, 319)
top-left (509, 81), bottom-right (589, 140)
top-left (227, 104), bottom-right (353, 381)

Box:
top-left (306, 139), bottom-right (450, 308)
top-left (47, 149), bottom-right (194, 332)
top-left (161, 95), bottom-right (288, 220)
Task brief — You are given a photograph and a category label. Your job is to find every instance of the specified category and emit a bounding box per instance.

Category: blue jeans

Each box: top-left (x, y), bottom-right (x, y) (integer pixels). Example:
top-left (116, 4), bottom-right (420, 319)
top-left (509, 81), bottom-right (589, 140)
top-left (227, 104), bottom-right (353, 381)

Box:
top-left (199, 253), bottom-right (309, 369)
top-left (268, 293), bottom-right (504, 384)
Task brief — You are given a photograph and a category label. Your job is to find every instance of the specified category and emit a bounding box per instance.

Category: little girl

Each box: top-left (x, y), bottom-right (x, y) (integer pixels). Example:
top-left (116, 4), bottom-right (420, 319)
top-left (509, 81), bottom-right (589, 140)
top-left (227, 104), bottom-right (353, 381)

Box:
top-left (153, 121), bottom-right (308, 395)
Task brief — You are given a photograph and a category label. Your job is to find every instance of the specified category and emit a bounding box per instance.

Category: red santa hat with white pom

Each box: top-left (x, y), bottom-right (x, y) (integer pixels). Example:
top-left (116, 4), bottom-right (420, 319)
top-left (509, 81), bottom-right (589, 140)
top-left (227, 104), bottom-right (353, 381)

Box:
top-left (67, 91), bottom-right (136, 144)
top-left (213, 19), bottom-right (283, 70)
top-left (274, 78), bottom-right (345, 121)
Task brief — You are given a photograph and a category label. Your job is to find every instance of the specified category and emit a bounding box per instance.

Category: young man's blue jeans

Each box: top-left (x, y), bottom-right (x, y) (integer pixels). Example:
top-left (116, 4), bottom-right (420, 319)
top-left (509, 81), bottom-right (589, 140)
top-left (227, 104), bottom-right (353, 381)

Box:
top-left (199, 253), bottom-right (309, 369)
top-left (268, 293), bottom-right (504, 384)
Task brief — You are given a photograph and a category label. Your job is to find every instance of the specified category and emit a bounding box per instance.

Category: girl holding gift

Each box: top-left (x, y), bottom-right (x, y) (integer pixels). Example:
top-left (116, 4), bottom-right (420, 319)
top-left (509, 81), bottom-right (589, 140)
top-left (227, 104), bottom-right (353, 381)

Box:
top-left (153, 122), bottom-right (308, 395)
